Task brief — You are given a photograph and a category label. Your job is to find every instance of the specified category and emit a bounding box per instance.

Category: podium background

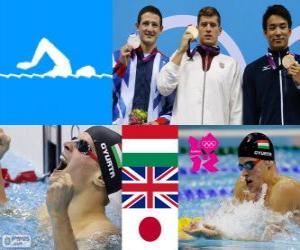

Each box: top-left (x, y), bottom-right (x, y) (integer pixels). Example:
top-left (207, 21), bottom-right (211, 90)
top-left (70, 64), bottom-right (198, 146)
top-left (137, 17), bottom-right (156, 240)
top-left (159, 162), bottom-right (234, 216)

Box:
top-left (113, 0), bottom-right (300, 70)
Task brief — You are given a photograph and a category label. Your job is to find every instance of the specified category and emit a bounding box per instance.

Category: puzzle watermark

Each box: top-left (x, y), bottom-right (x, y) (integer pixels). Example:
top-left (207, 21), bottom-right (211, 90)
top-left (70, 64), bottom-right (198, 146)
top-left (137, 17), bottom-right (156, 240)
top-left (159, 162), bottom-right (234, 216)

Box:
top-left (2, 235), bottom-right (31, 248)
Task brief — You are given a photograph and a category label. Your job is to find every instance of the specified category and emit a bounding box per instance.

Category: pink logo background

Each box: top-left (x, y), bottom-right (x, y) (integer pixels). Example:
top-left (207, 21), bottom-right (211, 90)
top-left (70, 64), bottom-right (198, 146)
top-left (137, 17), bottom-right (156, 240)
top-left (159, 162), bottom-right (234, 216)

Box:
top-left (188, 133), bottom-right (219, 173)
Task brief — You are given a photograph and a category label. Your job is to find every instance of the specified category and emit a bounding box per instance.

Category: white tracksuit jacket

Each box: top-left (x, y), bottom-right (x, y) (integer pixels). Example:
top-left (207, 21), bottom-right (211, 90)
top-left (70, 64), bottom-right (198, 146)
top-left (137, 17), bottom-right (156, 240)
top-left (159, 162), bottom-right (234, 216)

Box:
top-left (157, 51), bottom-right (242, 125)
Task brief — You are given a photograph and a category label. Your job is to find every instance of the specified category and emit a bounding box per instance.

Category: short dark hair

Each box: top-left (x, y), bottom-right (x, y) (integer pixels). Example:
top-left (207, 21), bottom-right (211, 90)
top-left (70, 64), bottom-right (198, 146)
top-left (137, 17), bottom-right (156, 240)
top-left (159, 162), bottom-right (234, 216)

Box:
top-left (263, 5), bottom-right (292, 31)
top-left (197, 6), bottom-right (221, 26)
top-left (137, 5), bottom-right (163, 26)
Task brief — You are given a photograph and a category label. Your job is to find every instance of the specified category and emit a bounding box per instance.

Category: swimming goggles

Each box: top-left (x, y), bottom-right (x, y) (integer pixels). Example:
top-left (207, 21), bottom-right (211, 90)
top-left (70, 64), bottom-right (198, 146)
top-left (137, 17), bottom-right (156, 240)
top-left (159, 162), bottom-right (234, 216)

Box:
top-left (72, 137), bottom-right (98, 162)
top-left (238, 159), bottom-right (261, 171)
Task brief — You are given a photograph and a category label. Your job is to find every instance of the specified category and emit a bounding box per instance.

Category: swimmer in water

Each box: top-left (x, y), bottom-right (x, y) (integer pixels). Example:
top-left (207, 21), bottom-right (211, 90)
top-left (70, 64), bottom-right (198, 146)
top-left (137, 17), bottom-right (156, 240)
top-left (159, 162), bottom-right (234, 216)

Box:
top-left (185, 132), bottom-right (300, 240)
top-left (0, 128), bottom-right (11, 204)
top-left (38, 126), bottom-right (122, 249)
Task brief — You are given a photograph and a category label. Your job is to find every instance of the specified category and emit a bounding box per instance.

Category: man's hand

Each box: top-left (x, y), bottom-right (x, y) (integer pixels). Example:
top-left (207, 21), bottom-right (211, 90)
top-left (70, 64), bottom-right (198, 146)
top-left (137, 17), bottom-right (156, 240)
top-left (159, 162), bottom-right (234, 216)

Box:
top-left (47, 172), bottom-right (78, 250)
top-left (287, 64), bottom-right (300, 86)
top-left (0, 128), bottom-right (11, 160)
top-left (172, 31), bottom-right (193, 66)
top-left (177, 31), bottom-right (194, 54)
top-left (119, 44), bottom-right (134, 66)
top-left (262, 223), bottom-right (283, 240)
top-left (184, 222), bottom-right (222, 239)
top-left (46, 173), bottom-right (74, 217)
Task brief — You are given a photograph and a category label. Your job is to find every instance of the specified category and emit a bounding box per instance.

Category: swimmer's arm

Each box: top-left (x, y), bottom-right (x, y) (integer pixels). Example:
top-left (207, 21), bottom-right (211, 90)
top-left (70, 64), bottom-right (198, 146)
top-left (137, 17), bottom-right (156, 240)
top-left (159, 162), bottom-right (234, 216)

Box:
top-left (50, 213), bottom-right (78, 250)
top-left (291, 186), bottom-right (300, 226)
top-left (270, 180), bottom-right (300, 225)
top-left (184, 223), bottom-right (223, 239)
top-left (293, 211), bottom-right (300, 226)
top-left (47, 173), bottom-right (77, 250)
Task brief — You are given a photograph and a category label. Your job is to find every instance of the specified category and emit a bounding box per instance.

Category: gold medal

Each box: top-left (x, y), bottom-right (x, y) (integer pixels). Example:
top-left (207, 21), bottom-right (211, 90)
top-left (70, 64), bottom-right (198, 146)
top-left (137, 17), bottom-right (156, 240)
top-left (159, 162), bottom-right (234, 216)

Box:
top-left (186, 25), bottom-right (199, 41)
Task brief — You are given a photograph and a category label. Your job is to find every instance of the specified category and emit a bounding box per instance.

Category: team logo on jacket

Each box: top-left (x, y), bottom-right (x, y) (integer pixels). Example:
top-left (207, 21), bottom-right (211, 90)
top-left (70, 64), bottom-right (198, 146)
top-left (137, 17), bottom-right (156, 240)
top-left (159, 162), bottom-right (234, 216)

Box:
top-left (262, 65), bottom-right (272, 71)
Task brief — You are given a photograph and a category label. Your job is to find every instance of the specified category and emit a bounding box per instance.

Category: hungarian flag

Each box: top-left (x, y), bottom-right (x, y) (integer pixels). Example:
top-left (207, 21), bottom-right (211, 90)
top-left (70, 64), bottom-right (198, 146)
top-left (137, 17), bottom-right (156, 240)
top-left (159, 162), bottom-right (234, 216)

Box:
top-left (122, 167), bottom-right (178, 250)
top-left (257, 140), bottom-right (270, 150)
top-left (111, 143), bottom-right (122, 168)
top-left (122, 125), bottom-right (178, 166)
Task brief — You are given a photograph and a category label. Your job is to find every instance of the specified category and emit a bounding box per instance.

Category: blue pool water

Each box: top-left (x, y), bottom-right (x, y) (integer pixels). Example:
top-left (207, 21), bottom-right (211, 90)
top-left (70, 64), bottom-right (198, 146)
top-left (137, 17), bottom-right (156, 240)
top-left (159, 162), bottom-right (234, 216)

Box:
top-left (0, 152), bottom-right (121, 249)
top-left (179, 149), bottom-right (300, 250)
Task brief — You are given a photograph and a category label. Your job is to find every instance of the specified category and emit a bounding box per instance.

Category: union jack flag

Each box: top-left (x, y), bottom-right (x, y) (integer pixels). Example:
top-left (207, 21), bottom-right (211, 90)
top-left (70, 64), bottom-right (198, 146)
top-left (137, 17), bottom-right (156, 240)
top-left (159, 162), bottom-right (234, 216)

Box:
top-left (122, 167), bottom-right (178, 209)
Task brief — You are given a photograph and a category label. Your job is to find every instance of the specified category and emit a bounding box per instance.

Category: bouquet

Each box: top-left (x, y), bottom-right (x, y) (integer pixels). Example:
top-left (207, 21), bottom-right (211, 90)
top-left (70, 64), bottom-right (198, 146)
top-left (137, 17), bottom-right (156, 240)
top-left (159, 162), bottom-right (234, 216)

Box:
top-left (129, 109), bottom-right (148, 124)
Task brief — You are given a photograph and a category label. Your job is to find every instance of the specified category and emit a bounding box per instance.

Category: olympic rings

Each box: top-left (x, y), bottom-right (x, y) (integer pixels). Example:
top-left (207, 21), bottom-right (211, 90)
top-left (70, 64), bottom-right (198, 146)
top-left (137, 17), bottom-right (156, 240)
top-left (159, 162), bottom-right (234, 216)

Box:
top-left (201, 140), bottom-right (217, 148)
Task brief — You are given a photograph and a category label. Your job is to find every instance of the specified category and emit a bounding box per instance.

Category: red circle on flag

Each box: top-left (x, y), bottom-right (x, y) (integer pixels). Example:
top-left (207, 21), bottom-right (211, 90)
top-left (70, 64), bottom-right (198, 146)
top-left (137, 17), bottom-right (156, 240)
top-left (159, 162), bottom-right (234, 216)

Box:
top-left (138, 216), bottom-right (161, 242)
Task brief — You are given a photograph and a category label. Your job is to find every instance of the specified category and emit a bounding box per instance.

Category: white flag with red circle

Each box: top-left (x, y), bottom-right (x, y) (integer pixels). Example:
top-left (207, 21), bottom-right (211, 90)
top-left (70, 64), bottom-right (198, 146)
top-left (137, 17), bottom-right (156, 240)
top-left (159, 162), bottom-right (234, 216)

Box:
top-left (122, 208), bottom-right (178, 250)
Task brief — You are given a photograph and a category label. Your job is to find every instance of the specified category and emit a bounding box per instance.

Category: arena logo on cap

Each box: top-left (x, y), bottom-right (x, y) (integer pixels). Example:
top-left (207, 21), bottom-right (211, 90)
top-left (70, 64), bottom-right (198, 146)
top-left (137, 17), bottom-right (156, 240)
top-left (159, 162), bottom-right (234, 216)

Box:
top-left (100, 143), bottom-right (116, 178)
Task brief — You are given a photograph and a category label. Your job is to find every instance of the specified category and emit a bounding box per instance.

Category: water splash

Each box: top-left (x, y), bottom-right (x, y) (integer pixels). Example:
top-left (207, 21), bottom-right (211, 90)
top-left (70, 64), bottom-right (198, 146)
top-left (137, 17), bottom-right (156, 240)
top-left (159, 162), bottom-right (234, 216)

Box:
top-left (199, 184), bottom-right (300, 242)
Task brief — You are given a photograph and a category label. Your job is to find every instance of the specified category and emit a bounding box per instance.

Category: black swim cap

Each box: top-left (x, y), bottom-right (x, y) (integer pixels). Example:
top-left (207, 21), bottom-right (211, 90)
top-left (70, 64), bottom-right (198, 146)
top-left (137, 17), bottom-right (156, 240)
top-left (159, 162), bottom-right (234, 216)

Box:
top-left (238, 132), bottom-right (274, 160)
top-left (85, 126), bottom-right (122, 194)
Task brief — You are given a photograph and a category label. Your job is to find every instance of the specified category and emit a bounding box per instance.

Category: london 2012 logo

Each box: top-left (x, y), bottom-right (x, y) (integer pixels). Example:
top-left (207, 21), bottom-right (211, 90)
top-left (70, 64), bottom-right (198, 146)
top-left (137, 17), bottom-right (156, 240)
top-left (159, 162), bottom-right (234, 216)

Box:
top-left (188, 133), bottom-right (219, 173)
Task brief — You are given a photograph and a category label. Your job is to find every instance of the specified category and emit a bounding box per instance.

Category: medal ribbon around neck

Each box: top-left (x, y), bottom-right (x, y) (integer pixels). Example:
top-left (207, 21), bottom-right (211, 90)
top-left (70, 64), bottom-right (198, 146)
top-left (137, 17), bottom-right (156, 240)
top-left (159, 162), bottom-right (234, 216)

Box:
top-left (265, 50), bottom-right (295, 70)
top-left (130, 47), bottom-right (158, 63)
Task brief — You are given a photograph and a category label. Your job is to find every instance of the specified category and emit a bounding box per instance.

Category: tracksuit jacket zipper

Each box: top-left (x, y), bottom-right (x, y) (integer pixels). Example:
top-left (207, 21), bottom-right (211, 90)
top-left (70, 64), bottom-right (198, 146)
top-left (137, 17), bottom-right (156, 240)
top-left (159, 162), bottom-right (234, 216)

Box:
top-left (201, 53), bottom-right (208, 125)
top-left (278, 52), bottom-right (284, 125)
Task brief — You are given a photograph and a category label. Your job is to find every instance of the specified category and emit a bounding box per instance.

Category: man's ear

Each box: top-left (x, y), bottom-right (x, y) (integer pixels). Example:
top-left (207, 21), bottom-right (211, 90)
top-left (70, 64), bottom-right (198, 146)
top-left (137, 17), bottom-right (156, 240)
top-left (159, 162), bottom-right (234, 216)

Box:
top-left (92, 175), bottom-right (106, 189)
top-left (263, 30), bottom-right (268, 38)
top-left (160, 25), bottom-right (164, 32)
top-left (265, 160), bottom-right (274, 169)
top-left (218, 26), bottom-right (222, 35)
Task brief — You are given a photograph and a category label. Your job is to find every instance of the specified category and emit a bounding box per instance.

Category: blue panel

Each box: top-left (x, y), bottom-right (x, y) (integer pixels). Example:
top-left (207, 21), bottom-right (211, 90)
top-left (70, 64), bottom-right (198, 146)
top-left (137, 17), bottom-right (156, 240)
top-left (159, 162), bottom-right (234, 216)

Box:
top-left (0, 0), bottom-right (112, 123)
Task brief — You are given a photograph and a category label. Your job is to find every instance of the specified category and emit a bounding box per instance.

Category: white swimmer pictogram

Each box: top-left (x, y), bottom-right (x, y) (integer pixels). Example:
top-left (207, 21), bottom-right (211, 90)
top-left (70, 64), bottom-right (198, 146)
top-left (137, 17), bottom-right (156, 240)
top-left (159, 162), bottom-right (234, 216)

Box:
top-left (0, 37), bottom-right (112, 79)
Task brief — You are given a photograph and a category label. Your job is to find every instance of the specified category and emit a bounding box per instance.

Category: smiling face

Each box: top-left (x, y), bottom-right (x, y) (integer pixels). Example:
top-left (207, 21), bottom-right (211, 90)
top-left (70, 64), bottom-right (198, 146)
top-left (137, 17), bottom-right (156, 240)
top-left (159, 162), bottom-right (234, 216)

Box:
top-left (53, 132), bottom-right (101, 192)
top-left (264, 15), bottom-right (291, 51)
top-left (198, 15), bottom-right (221, 46)
top-left (136, 12), bottom-right (163, 49)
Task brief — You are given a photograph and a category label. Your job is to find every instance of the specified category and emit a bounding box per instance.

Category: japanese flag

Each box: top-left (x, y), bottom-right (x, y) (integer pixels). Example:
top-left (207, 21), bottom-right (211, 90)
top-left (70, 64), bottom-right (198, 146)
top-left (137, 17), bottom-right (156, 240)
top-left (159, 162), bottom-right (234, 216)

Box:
top-left (122, 208), bottom-right (178, 250)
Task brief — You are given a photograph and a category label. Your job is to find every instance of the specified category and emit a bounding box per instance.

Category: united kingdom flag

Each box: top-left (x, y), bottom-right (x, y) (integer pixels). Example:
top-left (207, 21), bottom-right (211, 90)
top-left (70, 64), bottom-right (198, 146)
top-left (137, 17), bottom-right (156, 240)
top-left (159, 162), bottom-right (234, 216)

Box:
top-left (122, 167), bottom-right (178, 209)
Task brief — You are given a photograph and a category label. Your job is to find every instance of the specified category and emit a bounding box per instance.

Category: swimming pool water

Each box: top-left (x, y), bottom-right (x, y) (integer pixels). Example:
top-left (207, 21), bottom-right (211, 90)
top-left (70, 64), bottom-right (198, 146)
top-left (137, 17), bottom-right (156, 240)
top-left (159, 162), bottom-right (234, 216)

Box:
top-left (179, 149), bottom-right (300, 250)
top-left (0, 152), bottom-right (121, 249)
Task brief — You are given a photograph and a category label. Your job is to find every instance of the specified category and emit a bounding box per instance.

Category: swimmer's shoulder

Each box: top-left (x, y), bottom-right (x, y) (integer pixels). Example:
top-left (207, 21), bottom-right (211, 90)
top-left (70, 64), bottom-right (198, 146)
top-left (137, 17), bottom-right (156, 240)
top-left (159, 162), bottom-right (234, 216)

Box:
top-left (273, 176), bottom-right (300, 194)
top-left (270, 176), bottom-right (300, 212)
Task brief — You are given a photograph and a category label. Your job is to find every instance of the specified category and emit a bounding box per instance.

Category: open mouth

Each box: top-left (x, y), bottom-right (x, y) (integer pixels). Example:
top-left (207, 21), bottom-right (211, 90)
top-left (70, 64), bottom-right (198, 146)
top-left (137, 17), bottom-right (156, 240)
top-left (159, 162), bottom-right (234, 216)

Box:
top-left (246, 178), bottom-right (253, 186)
top-left (56, 155), bottom-right (68, 170)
